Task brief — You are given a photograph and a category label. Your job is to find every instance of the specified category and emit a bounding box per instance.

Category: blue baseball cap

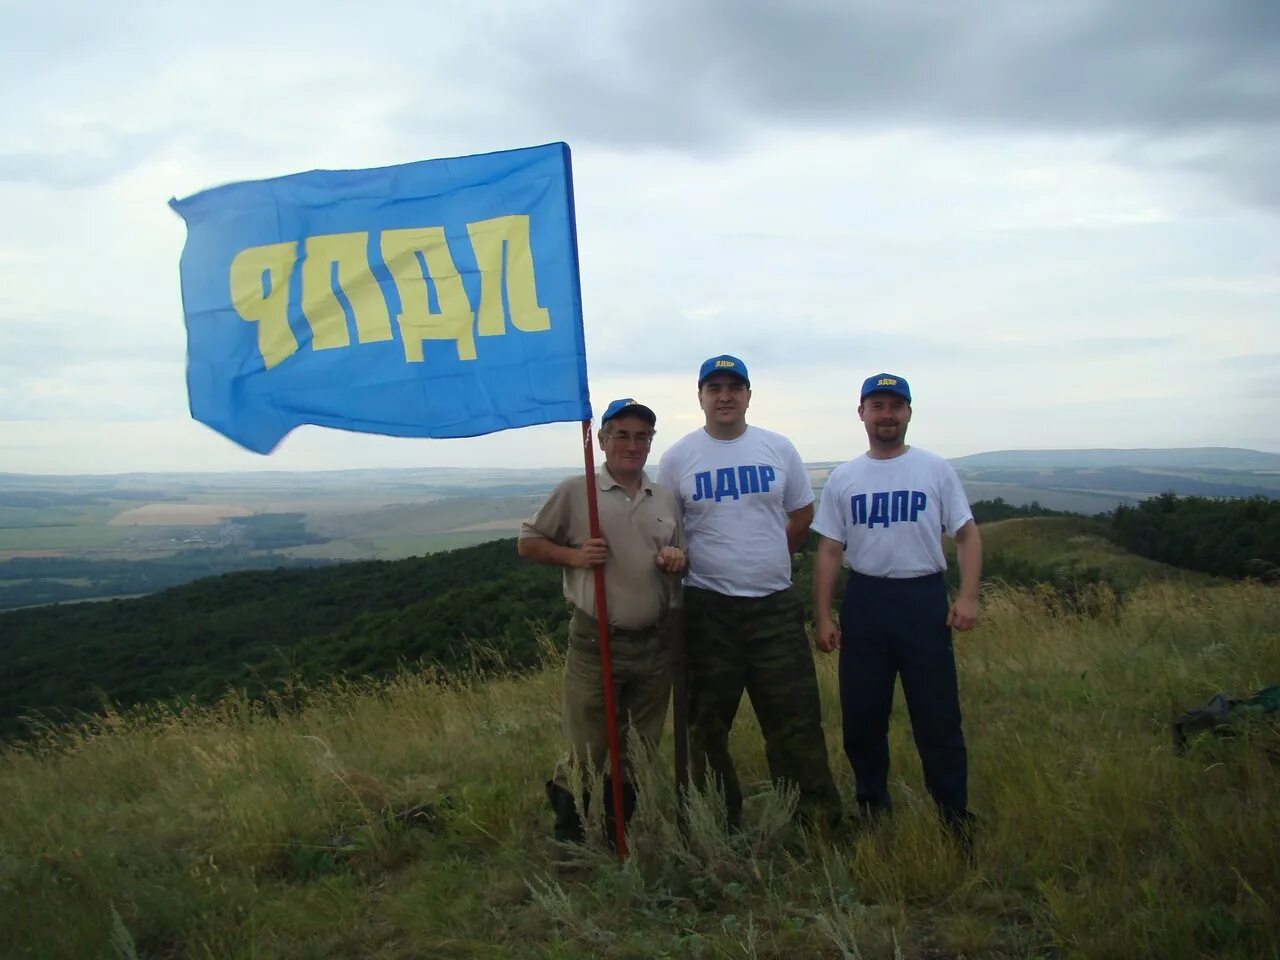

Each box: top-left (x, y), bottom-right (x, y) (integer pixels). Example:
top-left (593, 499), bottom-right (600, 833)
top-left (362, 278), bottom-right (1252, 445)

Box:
top-left (860, 373), bottom-right (911, 403)
top-left (698, 354), bottom-right (750, 386)
top-left (601, 397), bottom-right (657, 425)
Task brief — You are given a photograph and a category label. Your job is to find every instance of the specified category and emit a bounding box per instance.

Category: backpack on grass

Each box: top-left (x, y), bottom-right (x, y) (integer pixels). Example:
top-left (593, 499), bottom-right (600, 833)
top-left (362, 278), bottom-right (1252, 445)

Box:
top-left (1172, 685), bottom-right (1280, 754)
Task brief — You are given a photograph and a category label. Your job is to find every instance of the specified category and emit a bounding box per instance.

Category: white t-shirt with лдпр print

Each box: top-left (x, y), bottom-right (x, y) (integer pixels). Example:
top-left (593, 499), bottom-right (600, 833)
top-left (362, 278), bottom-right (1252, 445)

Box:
top-left (658, 426), bottom-right (814, 597)
top-left (811, 447), bottom-right (973, 579)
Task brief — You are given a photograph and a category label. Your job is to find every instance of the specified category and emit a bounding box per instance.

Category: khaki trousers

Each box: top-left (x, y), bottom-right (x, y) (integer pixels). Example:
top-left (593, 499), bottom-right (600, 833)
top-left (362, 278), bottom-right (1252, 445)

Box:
top-left (551, 610), bottom-right (671, 791)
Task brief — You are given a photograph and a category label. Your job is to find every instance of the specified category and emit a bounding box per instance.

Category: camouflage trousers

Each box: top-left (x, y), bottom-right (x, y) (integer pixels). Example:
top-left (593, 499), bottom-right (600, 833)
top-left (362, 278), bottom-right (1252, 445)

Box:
top-left (551, 609), bottom-right (671, 792)
top-left (683, 586), bottom-right (842, 830)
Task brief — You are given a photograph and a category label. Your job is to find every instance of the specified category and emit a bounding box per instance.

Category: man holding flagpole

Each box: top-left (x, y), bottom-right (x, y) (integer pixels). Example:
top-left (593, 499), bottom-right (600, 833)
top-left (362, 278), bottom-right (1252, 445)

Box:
top-left (171, 142), bottom-right (644, 856)
top-left (520, 399), bottom-right (685, 843)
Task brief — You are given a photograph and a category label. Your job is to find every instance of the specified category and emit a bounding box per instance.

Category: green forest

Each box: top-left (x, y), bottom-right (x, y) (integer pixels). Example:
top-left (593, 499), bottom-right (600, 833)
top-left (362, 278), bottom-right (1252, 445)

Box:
top-left (1112, 493), bottom-right (1280, 580)
top-left (0, 538), bottom-right (565, 738)
top-left (0, 549), bottom-right (329, 610)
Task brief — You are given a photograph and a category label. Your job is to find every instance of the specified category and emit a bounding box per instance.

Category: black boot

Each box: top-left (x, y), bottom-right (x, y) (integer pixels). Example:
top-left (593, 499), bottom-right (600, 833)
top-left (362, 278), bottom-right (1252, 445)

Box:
top-left (941, 807), bottom-right (977, 856)
top-left (545, 780), bottom-right (585, 844)
top-left (601, 778), bottom-right (638, 849)
top-left (855, 794), bottom-right (893, 834)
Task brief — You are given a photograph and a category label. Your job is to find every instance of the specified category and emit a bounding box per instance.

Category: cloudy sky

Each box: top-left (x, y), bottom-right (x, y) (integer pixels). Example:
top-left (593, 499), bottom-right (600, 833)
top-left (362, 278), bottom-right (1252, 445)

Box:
top-left (2, 0), bottom-right (1278, 473)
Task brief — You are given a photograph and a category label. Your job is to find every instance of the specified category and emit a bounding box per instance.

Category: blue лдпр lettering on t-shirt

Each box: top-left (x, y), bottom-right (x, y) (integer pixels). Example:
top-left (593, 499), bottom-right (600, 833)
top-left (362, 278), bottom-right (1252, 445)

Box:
top-left (691, 464), bottom-right (777, 502)
top-left (850, 490), bottom-right (927, 528)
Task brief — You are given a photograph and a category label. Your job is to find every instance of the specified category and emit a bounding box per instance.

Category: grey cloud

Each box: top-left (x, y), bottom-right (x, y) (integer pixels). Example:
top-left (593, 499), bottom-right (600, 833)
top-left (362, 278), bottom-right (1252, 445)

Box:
top-left (0, 382), bottom-right (177, 422)
top-left (1072, 336), bottom-right (1176, 356)
top-left (1222, 352), bottom-right (1280, 369)
top-left (11, 1), bottom-right (1277, 202)
top-left (799, 332), bottom-right (1177, 365)
top-left (569, 1), bottom-right (1280, 135)
top-left (0, 315), bottom-right (181, 372)
top-left (1241, 383), bottom-right (1280, 400)
top-left (1177, 142), bottom-right (1280, 208)
top-left (588, 316), bottom-right (1176, 381)
top-left (0, 130), bottom-right (169, 189)
top-left (469, 0), bottom-right (1280, 207)
top-left (1221, 353), bottom-right (1280, 402)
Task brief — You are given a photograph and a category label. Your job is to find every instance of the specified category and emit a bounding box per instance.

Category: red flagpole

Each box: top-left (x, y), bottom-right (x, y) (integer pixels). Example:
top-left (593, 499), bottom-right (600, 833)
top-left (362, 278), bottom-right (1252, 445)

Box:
top-left (581, 420), bottom-right (629, 859)
top-left (669, 586), bottom-right (689, 838)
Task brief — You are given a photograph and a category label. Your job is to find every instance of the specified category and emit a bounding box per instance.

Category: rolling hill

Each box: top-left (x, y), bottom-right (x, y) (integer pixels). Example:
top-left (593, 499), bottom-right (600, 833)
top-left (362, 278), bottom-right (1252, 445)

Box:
top-left (950, 447), bottom-right (1280, 513)
top-left (0, 516), bottom-right (1208, 741)
top-left (949, 447), bottom-right (1280, 471)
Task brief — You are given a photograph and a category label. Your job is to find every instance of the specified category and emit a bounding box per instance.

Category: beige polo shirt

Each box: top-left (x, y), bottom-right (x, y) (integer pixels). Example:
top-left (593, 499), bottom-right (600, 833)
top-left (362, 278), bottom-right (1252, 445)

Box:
top-left (519, 468), bottom-right (684, 630)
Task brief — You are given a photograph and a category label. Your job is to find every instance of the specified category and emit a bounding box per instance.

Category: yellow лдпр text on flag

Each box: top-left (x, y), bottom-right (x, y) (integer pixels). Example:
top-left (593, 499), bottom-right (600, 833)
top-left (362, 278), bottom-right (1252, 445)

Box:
top-left (229, 214), bottom-right (550, 369)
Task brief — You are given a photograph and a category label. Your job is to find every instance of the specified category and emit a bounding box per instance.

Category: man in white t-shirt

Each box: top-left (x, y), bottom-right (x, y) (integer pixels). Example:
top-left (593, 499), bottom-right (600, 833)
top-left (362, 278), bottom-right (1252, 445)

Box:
top-left (658, 355), bottom-right (842, 833)
top-left (811, 373), bottom-right (982, 838)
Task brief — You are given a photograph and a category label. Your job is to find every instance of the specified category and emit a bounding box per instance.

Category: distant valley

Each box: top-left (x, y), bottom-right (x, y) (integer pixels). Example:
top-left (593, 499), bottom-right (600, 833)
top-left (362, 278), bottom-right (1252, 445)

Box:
top-left (1, 447), bottom-right (1276, 610)
top-left (951, 446), bottom-right (1280, 516)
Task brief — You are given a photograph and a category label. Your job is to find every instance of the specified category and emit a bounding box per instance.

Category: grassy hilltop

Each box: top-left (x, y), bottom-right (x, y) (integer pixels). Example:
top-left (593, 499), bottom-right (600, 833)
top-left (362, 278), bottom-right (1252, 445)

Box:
top-left (0, 513), bottom-right (1197, 740)
top-left (2, 520), bottom-right (1279, 959)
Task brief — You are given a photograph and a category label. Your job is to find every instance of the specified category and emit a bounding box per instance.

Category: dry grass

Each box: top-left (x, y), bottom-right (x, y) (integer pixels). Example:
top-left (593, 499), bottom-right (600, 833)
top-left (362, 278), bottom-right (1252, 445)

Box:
top-left (2, 581), bottom-right (1278, 958)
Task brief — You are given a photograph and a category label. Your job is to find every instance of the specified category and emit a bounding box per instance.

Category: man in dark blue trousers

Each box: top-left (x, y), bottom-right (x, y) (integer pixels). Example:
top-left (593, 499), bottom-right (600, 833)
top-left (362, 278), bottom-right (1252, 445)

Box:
top-left (811, 373), bottom-right (982, 835)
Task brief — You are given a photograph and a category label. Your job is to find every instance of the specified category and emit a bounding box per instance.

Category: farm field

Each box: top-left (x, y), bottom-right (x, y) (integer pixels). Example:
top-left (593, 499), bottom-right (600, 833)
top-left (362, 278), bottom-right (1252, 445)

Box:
top-left (107, 504), bottom-right (253, 525)
top-left (0, 472), bottom-right (564, 609)
top-left (2, 448), bottom-right (1276, 609)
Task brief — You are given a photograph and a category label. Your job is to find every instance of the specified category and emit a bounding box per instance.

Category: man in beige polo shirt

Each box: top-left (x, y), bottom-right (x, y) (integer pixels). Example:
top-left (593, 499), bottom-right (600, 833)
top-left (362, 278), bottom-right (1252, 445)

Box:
top-left (519, 398), bottom-right (686, 843)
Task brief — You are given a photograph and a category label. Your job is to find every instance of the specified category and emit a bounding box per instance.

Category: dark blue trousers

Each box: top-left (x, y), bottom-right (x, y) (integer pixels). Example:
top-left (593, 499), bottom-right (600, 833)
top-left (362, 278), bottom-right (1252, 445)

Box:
top-left (838, 570), bottom-right (968, 821)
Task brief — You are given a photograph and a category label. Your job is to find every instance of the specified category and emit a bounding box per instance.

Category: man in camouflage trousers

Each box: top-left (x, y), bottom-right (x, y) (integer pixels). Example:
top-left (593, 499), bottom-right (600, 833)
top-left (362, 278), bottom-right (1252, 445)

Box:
top-left (658, 355), bottom-right (842, 832)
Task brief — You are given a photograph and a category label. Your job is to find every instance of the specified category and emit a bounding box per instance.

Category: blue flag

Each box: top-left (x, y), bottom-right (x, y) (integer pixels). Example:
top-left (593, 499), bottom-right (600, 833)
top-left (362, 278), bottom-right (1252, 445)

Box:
top-left (170, 142), bottom-right (590, 454)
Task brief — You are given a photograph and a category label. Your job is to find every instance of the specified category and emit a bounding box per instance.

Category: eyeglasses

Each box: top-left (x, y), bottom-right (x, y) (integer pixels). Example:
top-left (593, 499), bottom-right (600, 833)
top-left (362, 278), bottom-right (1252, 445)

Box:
top-left (603, 431), bottom-right (654, 446)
